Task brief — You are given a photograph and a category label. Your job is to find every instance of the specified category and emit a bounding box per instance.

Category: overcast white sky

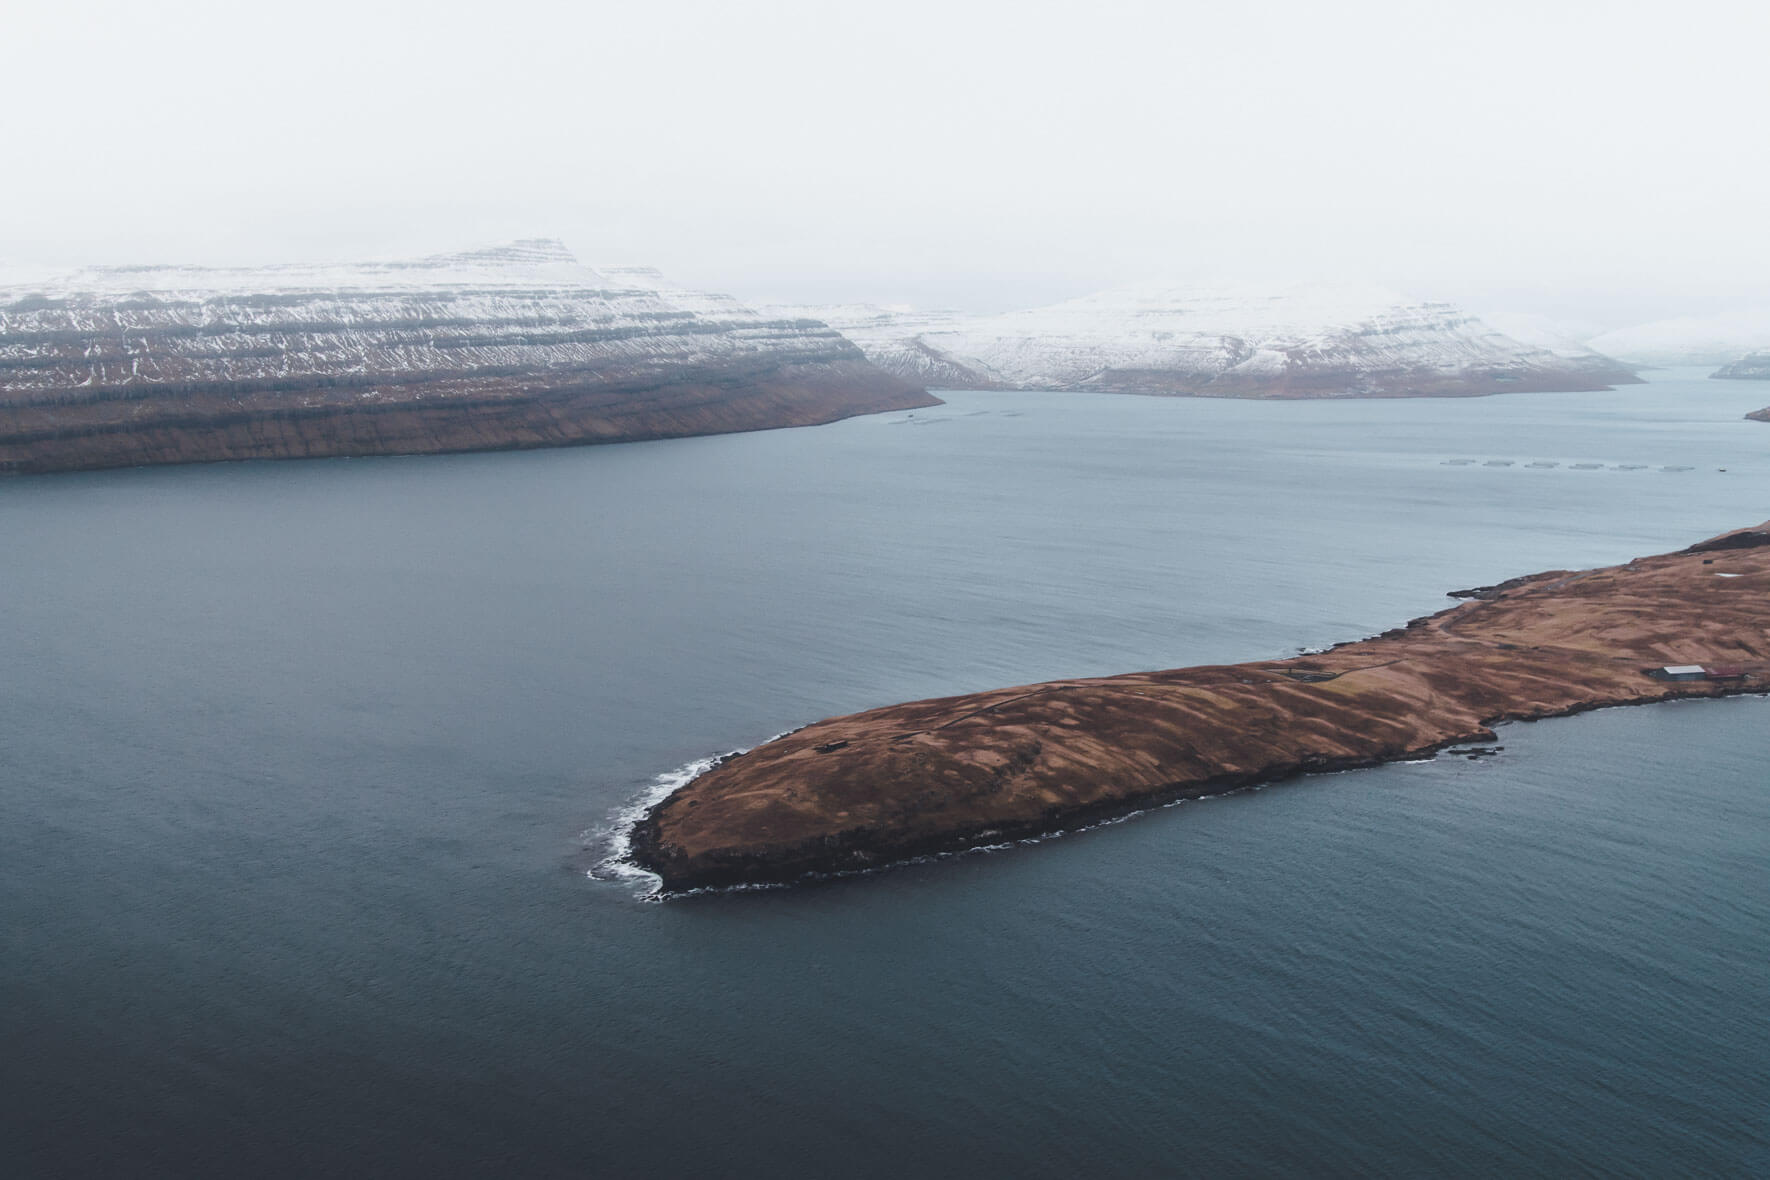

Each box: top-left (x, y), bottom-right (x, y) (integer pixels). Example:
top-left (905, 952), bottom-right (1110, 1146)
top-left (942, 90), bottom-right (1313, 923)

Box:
top-left (4, 0), bottom-right (1766, 326)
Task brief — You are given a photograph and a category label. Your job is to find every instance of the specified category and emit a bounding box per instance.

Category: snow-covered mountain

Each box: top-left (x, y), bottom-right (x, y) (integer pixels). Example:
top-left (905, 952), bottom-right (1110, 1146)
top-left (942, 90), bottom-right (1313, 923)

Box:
top-left (1717, 351), bottom-right (1770, 425)
top-left (0, 240), bottom-right (934, 474)
top-left (766, 304), bottom-right (995, 387)
top-left (1716, 353), bottom-right (1770, 381)
top-left (785, 283), bottom-right (1638, 398)
top-left (1586, 310), bottom-right (1770, 368)
top-left (1476, 311), bottom-right (1606, 362)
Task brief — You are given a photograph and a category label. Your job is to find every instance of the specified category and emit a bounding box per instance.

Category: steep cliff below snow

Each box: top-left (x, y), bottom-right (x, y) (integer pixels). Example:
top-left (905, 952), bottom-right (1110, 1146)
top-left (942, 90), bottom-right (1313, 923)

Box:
top-left (788, 284), bottom-right (1638, 398)
top-left (0, 240), bottom-right (936, 475)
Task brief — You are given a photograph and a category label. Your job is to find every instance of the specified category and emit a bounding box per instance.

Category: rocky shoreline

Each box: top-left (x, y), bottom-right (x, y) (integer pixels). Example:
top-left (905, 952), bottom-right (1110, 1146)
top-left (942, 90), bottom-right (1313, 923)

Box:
top-left (631, 525), bottom-right (1770, 893)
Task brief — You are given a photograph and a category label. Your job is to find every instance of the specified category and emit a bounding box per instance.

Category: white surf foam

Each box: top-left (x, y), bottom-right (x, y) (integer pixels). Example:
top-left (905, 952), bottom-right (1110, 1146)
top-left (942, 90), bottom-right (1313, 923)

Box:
top-left (587, 730), bottom-right (800, 899)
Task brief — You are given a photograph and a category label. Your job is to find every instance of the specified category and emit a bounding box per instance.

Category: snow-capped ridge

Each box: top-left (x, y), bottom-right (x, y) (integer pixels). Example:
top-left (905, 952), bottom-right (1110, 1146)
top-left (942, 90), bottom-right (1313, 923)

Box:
top-left (784, 280), bottom-right (1638, 397)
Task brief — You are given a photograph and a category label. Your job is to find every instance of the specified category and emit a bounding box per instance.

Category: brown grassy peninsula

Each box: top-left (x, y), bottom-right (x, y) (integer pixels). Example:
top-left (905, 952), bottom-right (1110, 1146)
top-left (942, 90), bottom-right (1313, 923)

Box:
top-left (633, 524), bottom-right (1770, 892)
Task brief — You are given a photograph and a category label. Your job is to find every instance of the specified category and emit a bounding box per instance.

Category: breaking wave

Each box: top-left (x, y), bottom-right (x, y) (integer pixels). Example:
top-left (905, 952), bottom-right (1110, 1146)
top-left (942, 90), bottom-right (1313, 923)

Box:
top-left (586, 730), bottom-right (801, 899)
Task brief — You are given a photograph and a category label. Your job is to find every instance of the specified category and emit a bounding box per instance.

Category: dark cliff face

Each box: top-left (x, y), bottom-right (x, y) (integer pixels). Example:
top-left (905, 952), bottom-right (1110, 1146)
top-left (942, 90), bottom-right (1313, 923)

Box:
top-left (0, 240), bottom-right (938, 475)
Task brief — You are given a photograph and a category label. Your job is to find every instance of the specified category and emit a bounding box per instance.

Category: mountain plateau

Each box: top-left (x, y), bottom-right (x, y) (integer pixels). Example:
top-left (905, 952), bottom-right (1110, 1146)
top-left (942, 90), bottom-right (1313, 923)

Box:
top-left (0, 240), bottom-right (936, 475)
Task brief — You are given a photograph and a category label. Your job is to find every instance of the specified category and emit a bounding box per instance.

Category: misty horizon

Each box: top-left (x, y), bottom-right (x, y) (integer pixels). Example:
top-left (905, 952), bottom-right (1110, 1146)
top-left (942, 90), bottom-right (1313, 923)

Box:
top-left (7, 0), bottom-right (1768, 331)
top-left (6, 231), bottom-right (1768, 340)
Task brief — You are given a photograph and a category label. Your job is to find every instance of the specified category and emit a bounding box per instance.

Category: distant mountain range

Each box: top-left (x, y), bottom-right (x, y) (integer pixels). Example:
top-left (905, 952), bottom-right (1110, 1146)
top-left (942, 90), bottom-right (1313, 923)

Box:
top-left (25, 241), bottom-right (1754, 475)
top-left (1565, 312), bottom-right (1770, 426)
top-left (1587, 310), bottom-right (1770, 369)
top-left (1712, 352), bottom-right (1770, 381)
top-left (1721, 352), bottom-right (1770, 422)
top-left (0, 240), bottom-right (935, 475)
top-left (776, 284), bottom-right (1639, 398)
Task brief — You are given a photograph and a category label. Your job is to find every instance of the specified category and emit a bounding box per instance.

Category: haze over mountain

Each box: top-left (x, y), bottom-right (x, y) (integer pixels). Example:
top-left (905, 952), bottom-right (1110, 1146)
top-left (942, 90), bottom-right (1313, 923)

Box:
top-left (782, 284), bottom-right (1638, 398)
top-left (1587, 310), bottom-right (1770, 368)
top-left (5, 2), bottom-right (1767, 328)
top-left (0, 239), bottom-right (933, 474)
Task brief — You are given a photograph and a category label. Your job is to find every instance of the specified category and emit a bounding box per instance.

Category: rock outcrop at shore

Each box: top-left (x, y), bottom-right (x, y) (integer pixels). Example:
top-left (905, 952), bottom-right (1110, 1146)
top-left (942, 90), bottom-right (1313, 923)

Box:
top-left (632, 524), bottom-right (1770, 892)
top-left (784, 285), bottom-right (1640, 398)
top-left (0, 240), bottom-right (937, 475)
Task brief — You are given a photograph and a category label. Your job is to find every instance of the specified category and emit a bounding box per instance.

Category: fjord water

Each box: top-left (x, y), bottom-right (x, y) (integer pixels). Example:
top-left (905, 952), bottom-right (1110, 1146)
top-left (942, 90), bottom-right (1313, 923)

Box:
top-left (4, 371), bottom-right (1767, 1176)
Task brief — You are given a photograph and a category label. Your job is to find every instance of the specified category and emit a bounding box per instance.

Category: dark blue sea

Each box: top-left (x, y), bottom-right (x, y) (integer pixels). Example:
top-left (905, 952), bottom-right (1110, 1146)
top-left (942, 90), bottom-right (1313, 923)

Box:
top-left (3, 370), bottom-right (1767, 1176)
